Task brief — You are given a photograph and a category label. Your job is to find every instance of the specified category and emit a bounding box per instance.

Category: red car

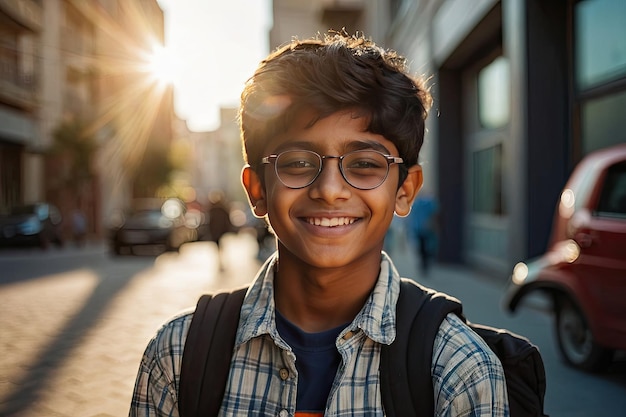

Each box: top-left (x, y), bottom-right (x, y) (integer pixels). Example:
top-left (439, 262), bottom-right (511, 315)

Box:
top-left (503, 143), bottom-right (626, 372)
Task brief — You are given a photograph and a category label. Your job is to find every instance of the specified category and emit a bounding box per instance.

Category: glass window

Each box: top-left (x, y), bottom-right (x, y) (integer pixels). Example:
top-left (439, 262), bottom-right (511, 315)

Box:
top-left (576, 0), bottom-right (626, 89)
top-left (472, 144), bottom-right (504, 215)
top-left (596, 161), bottom-right (626, 217)
top-left (0, 28), bottom-right (18, 85)
top-left (581, 89), bottom-right (626, 154)
top-left (478, 56), bottom-right (510, 129)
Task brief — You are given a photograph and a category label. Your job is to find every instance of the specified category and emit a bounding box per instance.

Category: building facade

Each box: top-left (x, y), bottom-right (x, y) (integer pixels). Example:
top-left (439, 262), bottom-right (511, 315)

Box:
top-left (270, 0), bottom-right (390, 49)
top-left (174, 107), bottom-right (249, 208)
top-left (0, 0), bottom-right (172, 239)
top-left (387, 0), bottom-right (626, 275)
top-left (0, 0), bottom-right (42, 209)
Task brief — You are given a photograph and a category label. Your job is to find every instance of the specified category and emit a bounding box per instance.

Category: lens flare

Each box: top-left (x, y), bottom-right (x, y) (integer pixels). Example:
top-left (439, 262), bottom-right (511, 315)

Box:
top-left (512, 262), bottom-right (529, 285)
top-left (145, 45), bottom-right (178, 85)
top-left (559, 189), bottom-right (576, 218)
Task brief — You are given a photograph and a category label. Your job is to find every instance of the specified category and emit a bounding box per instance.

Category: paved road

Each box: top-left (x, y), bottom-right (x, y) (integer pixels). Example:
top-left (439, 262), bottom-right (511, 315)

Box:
top-left (0, 235), bottom-right (261, 417)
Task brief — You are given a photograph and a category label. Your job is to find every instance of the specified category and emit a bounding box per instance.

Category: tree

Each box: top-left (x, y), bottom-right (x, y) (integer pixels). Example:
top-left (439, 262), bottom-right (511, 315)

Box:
top-left (132, 143), bottom-right (175, 197)
top-left (50, 117), bottom-right (98, 196)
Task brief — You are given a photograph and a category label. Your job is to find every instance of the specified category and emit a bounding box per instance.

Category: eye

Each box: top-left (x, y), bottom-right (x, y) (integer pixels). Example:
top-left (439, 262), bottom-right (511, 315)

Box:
top-left (344, 152), bottom-right (387, 170)
top-left (282, 159), bottom-right (315, 169)
top-left (349, 159), bottom-right (383, 169)
top-left (277, 151), bottom-right (320, 174)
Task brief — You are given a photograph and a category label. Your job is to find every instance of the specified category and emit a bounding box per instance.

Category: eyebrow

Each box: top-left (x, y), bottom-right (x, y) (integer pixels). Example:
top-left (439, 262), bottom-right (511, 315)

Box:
top-left (271, 139), bottom-right (392, 155)
top-left (347, 140), bottom-right (391, 154)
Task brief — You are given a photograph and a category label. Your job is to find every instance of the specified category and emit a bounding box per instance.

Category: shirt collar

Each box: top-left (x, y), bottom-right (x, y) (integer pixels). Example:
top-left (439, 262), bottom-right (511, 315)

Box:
top-left (236, 251), bottom-right (401, 347)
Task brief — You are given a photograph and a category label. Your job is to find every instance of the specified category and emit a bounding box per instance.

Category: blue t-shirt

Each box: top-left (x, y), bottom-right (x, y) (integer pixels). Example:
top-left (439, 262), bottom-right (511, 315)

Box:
top-left (275, 309), bottom-right (346, 414)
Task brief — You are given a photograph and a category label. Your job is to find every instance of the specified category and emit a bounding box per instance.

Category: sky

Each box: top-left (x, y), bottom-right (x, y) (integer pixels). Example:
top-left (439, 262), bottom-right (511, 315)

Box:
top-left (156, 0), bottom-right (272, 132)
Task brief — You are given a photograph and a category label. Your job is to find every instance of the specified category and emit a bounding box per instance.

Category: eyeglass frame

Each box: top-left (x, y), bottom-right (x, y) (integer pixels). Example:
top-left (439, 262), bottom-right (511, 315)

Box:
top-left (260, 149), bottom-right (404, 190)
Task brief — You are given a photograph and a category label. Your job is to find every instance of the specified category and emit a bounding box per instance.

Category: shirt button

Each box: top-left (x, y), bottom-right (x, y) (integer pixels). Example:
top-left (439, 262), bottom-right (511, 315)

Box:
top-left (278, 409), bottom-right (289, 417)
top-left (279, 368), bottom-right (289, 380)
top-left (343, 330), bottom-right (354, 340)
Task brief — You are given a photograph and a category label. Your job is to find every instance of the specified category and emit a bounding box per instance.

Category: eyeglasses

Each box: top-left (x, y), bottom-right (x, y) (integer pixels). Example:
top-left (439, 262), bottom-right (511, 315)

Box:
top-left (261, 149), bottom-right (403, 190)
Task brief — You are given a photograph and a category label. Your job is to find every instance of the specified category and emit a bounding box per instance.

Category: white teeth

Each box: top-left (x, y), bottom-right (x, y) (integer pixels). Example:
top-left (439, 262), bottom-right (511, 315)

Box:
top-left (307, 217), bottom-right (356, 227)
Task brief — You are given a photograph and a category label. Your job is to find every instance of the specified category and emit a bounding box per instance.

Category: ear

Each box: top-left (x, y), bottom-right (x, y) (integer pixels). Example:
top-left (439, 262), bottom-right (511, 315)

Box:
top-left (241, 165), bottom-right (267, 217)
top-left (394, 165), bottom-right (423, 217)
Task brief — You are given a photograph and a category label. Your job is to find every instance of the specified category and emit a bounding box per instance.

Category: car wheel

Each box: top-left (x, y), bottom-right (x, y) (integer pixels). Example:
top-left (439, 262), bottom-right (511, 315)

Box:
top-left (555, 298), bottom-right (613, 372)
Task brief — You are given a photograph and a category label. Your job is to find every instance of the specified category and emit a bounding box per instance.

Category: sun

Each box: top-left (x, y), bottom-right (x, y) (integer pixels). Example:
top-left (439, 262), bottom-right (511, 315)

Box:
top-left (146, 44), bottom-right (178, 85)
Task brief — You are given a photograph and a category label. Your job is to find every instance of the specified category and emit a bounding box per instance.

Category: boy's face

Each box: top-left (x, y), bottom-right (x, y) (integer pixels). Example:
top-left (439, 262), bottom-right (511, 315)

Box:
top-left (242, 109), bottom-right (422, 269)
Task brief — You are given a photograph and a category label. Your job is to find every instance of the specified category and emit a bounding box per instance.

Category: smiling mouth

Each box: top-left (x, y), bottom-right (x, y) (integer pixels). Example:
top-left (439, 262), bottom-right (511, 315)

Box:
top-left (306, 217), bottom-right (357, 227)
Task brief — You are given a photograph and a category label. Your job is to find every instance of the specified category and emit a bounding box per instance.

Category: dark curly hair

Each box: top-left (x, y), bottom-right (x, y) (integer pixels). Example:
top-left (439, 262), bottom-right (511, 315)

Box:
top-left (239, 32), bottom-right (432, 185)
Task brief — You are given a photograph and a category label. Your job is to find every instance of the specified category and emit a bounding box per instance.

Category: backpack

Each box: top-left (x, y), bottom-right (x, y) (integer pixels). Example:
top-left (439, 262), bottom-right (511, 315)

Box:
top-left (179, 279), bottom-right (548, 417)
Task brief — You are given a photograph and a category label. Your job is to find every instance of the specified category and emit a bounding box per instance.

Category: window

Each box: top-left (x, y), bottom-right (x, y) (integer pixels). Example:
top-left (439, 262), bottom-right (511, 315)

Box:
top-left (472, 144), bottom-right (503, 215)
top-left (576, 0), bottom-right (626, 89)
top-left (581, 89), bottom-right (626, 154)
top-left (596, 161), bottom-right (626, 217)
top-left (0, 28), bottom-right (18, 85)
top-left (575, 0), bottom-right (626, 157)
top-left (478, 56), bottom-right (510, 129)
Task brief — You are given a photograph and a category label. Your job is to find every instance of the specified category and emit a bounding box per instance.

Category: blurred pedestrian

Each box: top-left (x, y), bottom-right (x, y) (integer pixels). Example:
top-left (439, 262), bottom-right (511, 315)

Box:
top-left (409, 192), bottom-right (439, 275)
top-left (207, 190), bottom-right (232, 247)
top-left (383, 214), bottom-right (407, 256)
top-left (71, 208), bottom-right (87, 247)
top-left (206, 190), bottom-right (233, 268)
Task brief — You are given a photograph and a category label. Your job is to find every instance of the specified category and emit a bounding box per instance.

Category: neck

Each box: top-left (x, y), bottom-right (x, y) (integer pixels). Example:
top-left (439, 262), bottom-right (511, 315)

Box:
top-left (272, 250), bottom-right (382, 332)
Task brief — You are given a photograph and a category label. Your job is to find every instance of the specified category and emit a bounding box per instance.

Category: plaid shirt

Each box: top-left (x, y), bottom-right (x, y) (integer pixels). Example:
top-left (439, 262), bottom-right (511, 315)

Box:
top-left (129, 253), bottom-right (509, 417)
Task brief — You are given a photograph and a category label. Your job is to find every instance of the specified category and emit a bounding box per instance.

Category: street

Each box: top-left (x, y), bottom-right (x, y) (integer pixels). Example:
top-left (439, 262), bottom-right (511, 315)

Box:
top-left (0, 234), bottom-right (260, 417)
top-left (0, 232), bottom-right (624, 416)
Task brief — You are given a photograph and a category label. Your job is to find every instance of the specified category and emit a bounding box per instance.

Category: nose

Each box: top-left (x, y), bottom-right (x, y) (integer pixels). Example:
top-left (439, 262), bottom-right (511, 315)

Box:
top-left (308, 157), bottom-right (351, 201)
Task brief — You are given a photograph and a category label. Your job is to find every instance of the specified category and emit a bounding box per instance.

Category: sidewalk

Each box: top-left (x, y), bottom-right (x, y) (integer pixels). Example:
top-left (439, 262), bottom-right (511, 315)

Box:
top-left (384, 238), bottom-right (541, 328)
top-left (0, 239), bottom-right (108, 261)
top-left (386, 234), bottom-right (505, 285)
top-left (0, 236), bottom-right (260, 417)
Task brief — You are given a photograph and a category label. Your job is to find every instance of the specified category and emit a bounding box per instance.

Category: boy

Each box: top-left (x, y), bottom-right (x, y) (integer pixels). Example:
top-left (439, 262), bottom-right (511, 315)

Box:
top-left (129, 32), bottom-right (509, 417)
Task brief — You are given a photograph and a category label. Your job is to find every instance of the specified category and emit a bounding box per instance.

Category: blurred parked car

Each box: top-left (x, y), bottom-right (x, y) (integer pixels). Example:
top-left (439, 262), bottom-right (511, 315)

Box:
top-left (503, 143), bottom-right (626, 372)
top-left (109, 198), bottom-right (199, 255)
top-left (0, 202), bottom-right (64, 249)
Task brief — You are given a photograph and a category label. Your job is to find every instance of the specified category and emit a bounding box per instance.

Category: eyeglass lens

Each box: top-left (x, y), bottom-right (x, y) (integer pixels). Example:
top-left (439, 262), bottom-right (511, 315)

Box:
top-left (274, 150), bottom-right (393, 189)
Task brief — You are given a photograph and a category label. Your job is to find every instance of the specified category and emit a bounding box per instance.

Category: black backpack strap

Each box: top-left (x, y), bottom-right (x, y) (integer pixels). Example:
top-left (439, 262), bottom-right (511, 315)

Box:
top-left (179, 286), bottom-right (248, 417)
top-left (380, 279), bottom-right (462, 417)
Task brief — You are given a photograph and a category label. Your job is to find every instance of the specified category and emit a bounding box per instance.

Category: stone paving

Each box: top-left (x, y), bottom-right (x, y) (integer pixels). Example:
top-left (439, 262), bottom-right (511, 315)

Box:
top-left (0, 234), bottom-right (261, 417)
